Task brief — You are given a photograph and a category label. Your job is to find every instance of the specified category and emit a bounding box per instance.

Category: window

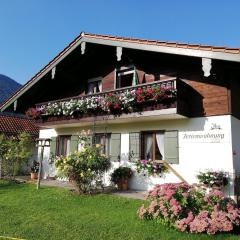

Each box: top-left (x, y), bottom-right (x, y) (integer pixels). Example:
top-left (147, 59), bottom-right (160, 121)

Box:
top-left (87, 77), bottom-right (102, 94)
top-left (129, 132), bottom-right (140, 162)
top-left (56, 135), bottom-right (71, 156)
top-left (141, 131), bottom-right (164, 161)
top-left (116, 66), bottom-right (138, 88)
top-left (94, 133), bottom-right (110, 156)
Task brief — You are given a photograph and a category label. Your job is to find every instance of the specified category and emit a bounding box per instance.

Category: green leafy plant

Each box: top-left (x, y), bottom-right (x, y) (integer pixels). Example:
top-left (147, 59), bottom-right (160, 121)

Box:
top-left (0, 133), bottom-right (34, 179)
top-left (55, 144), bottom-right (111, 194)
top-left (110, 166), bottom-right (133, 184)
top-left (31, 161), bottom-right (39, 173)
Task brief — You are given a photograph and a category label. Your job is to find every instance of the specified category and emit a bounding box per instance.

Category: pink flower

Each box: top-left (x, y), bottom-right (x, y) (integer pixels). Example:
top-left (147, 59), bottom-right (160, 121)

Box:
top-left (170, 198), bottom-right (177, 206)
top-left (138, 182), bottom-right (240, 235)
top-left (148, 201), bottom-right (158, 215)
top-left (207, 210), bottom-right (233, 234)
top-left (176, 212), bottom-right (194, 232)
top-left (159, 200), bottom-right (169, 217)
top-left (140, 159), bottom-right (148, 165)
top-left (189, 212), bottom-right (210, 233)
top-left (137, 205), bottom-right (148, 219)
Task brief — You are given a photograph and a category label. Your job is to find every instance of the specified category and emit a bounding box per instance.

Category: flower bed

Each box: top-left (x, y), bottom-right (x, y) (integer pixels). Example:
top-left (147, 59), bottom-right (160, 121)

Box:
top-left (28, 85), bottom-right (176, 119)
top-left (138, 183), bottom-right (240, 235)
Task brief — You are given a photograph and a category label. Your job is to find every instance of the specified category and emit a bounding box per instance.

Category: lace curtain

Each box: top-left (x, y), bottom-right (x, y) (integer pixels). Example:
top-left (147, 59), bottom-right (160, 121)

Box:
top-left (156, 132), bottom-right (164, 160)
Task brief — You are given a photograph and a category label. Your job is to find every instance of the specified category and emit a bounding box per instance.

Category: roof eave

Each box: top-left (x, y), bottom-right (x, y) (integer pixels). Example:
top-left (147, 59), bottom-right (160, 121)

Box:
top-left (83, 36), bottom-right (240, 62)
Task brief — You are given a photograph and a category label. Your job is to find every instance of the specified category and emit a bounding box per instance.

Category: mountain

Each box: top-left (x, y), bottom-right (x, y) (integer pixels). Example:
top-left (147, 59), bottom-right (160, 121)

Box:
top-left (0, 74), bottom-right (21, 105)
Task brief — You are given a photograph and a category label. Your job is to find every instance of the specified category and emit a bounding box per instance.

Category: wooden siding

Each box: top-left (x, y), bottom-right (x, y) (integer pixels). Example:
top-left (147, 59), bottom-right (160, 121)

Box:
top-left (230, 71), bottom-right (240, 119)
top-left (102, 70), bottom-right (115, 91)
top-left (185, 79), bottom-right (230, 117)
top-left (5, 42), bottom-right (240, 120)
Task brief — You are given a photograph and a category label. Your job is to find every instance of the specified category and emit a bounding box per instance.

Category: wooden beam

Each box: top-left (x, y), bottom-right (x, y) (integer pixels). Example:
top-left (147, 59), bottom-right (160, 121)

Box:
top-left (13, 100), bottom-right (17, 111)
top-left (51, 66), bottom-right (56, 79)
top-left (81, 42), bottom-right (86, 55)
top-left (116, 46), bottom-right (122, 61)
top-left (202, 58), bottom-right (212, 77)
top-left (154, 160), bottom-right (189, 184)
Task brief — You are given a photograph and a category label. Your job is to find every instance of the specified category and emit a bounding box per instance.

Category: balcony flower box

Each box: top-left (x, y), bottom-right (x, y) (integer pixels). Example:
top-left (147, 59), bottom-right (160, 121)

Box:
top-left (28, 82), bottom-right (177, 120)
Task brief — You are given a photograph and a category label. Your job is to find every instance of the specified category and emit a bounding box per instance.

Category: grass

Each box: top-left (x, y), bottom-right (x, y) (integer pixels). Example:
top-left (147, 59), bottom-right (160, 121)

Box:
top-left (0, 180), bottom-right (239, 240)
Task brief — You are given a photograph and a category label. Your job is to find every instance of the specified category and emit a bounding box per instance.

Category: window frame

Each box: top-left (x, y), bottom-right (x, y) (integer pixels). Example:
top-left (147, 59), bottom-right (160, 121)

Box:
top-left (94, 133), bottom-right (111, 156)
top-left (128, 132), bottom-right (140, 162)
top-left (140, 130), bottom-right (165, 161)
top-left (86, 76), bottom-right (102, 94)
top-left (56, 135), bottom-right (71, 156)
top-left (115, 65), bottom-right (138, 89)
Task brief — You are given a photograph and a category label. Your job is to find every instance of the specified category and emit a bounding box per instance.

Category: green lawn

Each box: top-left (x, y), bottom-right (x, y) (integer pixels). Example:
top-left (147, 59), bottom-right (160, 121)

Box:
top-left (0, 181), bottom-right (239, 240)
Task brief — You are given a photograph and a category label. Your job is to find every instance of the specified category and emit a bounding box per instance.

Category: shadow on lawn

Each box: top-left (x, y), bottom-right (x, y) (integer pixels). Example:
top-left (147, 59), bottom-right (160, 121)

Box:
top-left (0, 179), bottom-right (25, 189)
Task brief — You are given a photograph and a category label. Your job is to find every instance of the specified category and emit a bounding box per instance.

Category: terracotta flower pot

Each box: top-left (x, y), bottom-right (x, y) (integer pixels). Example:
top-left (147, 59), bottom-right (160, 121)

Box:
top-left (117, 178), bottom-right (129, 190)
top-left (31, 172), bottom-right (38, 180)
top-left (121, 179), bottom-right (129, 190)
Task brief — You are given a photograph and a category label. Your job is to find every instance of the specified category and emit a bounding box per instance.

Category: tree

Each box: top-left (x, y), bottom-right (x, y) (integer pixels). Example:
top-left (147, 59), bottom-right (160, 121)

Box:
top-left (0, 132), bottom-right (34, 179)
top-left (0, 134), bottom-right (7, 178)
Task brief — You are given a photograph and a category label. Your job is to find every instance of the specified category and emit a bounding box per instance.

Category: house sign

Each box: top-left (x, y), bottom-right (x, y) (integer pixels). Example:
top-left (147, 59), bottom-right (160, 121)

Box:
top-left (180, 123), bottom-right (230, 143)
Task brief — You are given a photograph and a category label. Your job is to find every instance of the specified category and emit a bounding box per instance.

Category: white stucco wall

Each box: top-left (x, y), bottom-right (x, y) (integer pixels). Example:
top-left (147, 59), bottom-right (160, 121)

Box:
top-left (39, 115), bottom-right (234, 195)
top-left (38, 128), bottom-right (57, 179)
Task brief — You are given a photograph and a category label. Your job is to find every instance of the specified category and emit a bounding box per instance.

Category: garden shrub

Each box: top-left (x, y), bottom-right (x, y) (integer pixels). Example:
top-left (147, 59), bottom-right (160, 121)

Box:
top-left (55, 144), bottom-right (111, 194)
top-left (137, 183), bottom-right (240, 235)
top-left (0, 133), bottom-right (33, 179)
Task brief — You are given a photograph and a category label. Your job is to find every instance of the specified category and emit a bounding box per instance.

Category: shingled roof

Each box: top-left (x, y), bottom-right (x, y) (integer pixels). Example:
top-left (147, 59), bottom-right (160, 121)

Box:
top-left (0, 113), bottom-right (39, 137)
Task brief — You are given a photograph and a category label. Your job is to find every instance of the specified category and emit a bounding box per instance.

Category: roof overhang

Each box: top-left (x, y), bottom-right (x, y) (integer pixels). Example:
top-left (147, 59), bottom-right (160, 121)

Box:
top-left (1, 32), bottom-right (240, 112)
top-left (82, 36), bottom-right (240, 62)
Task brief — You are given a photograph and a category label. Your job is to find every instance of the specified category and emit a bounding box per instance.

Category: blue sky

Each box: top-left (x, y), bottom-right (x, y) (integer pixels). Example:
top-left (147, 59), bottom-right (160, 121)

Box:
top-left (1, 0), bottom-right (240, 84)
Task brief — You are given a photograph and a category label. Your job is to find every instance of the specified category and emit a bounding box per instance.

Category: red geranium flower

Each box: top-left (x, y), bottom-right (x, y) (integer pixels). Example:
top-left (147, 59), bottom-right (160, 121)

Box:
top-left (114, 104), bottom-right (121, 109)
top-left (136, 88), bottom-right (143, 95)
top-left (26, 107), bottom-right (40, 118)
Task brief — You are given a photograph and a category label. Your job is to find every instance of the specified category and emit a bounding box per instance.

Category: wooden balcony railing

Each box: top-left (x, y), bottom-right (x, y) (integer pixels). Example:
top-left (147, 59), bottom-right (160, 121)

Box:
top-left (34, 77), bottom-right (193, 124)
top-left (35, 78), bottom-right (177, 108)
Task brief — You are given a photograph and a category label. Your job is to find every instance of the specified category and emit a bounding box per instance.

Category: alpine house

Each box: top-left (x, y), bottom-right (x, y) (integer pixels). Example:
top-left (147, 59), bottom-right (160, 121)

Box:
top-left (1, 32), bottom-right (240, 199)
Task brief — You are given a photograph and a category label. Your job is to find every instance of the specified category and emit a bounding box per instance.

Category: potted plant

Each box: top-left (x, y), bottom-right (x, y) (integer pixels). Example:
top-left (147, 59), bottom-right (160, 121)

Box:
top-left (30, 161), bottom-right (39, 180)
top-left (196, 170), bottom-right (228, 188)
top-left (110, 166), bottom-right (133, 190)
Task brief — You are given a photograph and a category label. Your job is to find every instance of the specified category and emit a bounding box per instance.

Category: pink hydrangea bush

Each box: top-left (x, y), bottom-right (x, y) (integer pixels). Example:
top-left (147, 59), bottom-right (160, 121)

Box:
top-left (137, 183), bottom-right (240, 235)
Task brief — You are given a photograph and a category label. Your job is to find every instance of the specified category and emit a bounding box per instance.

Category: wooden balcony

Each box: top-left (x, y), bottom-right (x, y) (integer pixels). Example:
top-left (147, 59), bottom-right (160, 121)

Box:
top-left (35, 78), bottom-right (194, 127)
